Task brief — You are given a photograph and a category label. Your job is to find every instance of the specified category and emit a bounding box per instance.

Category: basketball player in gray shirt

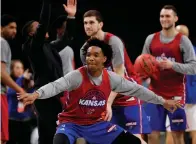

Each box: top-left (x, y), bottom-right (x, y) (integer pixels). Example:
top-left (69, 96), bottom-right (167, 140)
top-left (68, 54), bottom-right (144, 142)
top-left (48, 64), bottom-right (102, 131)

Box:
top-left (142, 5), bottom-right (196, 144)
top-left (1, 14), bottom-right (24, 143)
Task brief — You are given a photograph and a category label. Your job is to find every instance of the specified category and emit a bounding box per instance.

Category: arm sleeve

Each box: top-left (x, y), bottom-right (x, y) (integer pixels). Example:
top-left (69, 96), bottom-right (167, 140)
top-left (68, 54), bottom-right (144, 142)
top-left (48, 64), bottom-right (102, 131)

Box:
top-left (30, 0), bottom-right (51, 52)
top-left (80, 42), bottom-right (87, 65)
top-left (108, 71), bottom-right (165, 105)
top-left (172, 36), bottom-right (196, 75)
top-left (142, 34), bottom-right (154, 54)
top-left (109, 36), bottom-right (124, 67)
top-left (36, 70), bottom-right (82, 99)
top-left (1, 38), bottom-right (10, 63)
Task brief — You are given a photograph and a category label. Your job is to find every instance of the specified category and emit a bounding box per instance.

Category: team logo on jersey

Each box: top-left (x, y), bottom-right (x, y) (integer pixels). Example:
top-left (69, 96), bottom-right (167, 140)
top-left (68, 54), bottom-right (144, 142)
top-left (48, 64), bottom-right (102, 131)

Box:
top-left (156, 53), bottom-right (176, 62)
top-left (79, 89), bottom-right (106, 115)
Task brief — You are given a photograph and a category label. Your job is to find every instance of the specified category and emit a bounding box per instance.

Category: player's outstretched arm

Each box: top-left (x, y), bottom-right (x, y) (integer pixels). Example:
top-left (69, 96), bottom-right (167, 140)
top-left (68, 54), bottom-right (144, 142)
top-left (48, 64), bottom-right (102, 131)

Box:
top-left (17, 70), bottom-right (82, 106)
top-left (108, 71), bottom-right (182, 112)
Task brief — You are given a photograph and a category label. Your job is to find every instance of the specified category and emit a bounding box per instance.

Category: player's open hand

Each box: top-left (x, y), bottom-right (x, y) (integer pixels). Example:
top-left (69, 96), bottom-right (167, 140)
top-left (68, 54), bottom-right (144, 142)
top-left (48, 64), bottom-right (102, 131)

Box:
top-left (17, 92), bottom-right (39, 107)
top-left (63, 0), bottom-right (77, 17)
top-left (163, 100), bottom-right (183, 113)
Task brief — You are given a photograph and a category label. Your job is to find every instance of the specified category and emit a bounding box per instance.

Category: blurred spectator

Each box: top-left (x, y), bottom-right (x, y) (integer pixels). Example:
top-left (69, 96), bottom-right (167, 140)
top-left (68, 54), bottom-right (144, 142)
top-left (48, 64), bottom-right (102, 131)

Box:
top-left (51, 15), bottom-right (75, 75)
top-left (7, 60), bottom-right (35, 144)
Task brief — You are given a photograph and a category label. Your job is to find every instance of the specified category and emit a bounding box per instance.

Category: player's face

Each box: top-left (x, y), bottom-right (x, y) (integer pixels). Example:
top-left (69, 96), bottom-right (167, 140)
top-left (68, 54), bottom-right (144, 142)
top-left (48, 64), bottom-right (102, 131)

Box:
top-left (160, 9), bottom-right (178, 30)
top-left (12, 62), bottom-right (24, 78)
top-left (86, 46), bottom-right (106, 71)
top-left (84, 16), bottom-right (103, 36)
top-left (1, 22), bottom-right (17, 39)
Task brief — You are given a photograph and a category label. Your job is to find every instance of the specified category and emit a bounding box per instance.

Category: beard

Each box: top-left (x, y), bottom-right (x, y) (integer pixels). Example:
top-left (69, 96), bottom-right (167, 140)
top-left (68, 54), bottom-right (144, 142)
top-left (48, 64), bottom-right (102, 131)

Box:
top-left (162, 24), bottom-right (173, 30)
top-left (85, 28), bottom-right (100, 37)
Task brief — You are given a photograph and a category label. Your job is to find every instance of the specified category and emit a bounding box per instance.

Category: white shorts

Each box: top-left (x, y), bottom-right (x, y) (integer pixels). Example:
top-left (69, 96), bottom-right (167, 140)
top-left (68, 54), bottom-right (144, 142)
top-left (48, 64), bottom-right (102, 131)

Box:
top-left (185, 104), bottom-right (196, 131)
top-left (166, 115), bottom-right (171, 132)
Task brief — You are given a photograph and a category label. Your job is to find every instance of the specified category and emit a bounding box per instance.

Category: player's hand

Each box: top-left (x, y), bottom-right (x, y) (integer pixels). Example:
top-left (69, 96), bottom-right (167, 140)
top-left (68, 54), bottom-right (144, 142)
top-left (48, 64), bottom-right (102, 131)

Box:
top-left (17, 92), bottom-right (39, 107)
top-left (104, 103), bottom-right (113, 121)
top-left (63, 0), bottom-right (77, 17)
top-left (163, 100), bottom-right (183, 113)
top-left (159, 57), bottom-right (173, 70)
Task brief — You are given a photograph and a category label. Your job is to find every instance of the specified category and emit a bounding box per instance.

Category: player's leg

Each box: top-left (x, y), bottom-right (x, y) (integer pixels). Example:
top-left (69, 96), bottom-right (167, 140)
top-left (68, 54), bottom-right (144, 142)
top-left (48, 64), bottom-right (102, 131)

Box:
top-left (168, 107), bottom-right (187, 144)
top-left (165, 115), bottom-right (174, 144)
top-left (190, 131), bottom-right (196, 144)
top-left (166, 132), bottom-right (174, 144)
top-left (185, 104), bottom-right (196, 144)
top-left (144, 103), bottom-right (166, 144)
top-left (53, 133), bottom-right (70, 144)
top-left (1, 94), bottom-right (9, 144)
top-left (75, 138), bottom-right (88, 144)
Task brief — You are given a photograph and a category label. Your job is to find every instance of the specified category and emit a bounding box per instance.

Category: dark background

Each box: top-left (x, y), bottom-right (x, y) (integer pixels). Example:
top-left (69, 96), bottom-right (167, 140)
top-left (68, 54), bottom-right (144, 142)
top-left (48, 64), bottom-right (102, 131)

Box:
top-left (2, 0), bottom-right (196, 69)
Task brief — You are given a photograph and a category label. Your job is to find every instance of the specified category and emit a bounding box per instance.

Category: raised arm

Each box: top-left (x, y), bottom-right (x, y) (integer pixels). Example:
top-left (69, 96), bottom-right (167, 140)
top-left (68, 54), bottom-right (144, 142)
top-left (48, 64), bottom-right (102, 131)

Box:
top-left (31, 0), bottom-right (51, 49)
top-left (51, 0), bottom-right (77, 51)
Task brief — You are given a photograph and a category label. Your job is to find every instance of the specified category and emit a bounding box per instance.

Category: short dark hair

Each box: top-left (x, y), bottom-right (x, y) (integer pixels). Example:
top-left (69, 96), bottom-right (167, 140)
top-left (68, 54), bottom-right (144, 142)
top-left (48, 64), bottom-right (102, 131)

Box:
top-left (52, 15), bottom-right (67, 30)
top-left (22, 20), bottom-right (35, 37)
top-left (1, 14), bottom-right (16, 27)
top-left (83, 10), bottom-right (103, 22)
top-left (82, 38), bottom-right (113, 67)
top-left (162, 5), bottom-right (178, 15)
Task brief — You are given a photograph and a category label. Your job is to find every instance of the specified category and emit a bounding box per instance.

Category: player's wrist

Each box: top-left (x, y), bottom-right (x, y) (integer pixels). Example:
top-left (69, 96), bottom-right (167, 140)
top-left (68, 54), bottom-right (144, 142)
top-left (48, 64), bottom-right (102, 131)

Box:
top-left (161, 98), bottom-right (167, 106)
top-left (107, 102), bottom-right (112, 106)
top-left (34, 91), bottom-right (40, 99)
top-left (18, 87), bottom-right (25, 93)
top-left (67, 15), bottom-right (75, 19)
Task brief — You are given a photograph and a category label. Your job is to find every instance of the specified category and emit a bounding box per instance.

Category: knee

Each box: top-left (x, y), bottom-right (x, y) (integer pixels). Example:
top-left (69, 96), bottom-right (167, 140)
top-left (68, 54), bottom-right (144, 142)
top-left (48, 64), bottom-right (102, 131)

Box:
top-left (148, 132), bottom-right (160, 140)
top-left (190, 131), bottom-right (196, 138)
top-left (75, 138), bottom-right (88, 144)
top-left (171, 131), bottom-right (184, 138)
top-left (53, 133), bottom-right (70, 144)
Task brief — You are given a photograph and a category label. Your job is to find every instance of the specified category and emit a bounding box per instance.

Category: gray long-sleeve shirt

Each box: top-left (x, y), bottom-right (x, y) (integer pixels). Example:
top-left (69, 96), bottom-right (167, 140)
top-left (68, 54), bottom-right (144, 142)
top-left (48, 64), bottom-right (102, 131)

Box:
top-left (59, 46), bottom-right (74, 75)
top-left (36, 68), bottom-right (165, 105)
top-left (1, 37), bottom-right (12, 94)
top-left (142, 32), bottom-right (196, 75)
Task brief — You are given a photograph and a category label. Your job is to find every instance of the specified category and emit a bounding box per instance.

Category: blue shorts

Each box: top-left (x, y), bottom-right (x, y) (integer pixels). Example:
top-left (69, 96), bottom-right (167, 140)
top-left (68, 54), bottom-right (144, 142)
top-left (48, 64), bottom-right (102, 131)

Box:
top-left (144, 103), bottom-right (187, 131)
top-left (55, 121), bottom-right (124, 144)
top-left (111, 105), bottom-right (151, 134)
